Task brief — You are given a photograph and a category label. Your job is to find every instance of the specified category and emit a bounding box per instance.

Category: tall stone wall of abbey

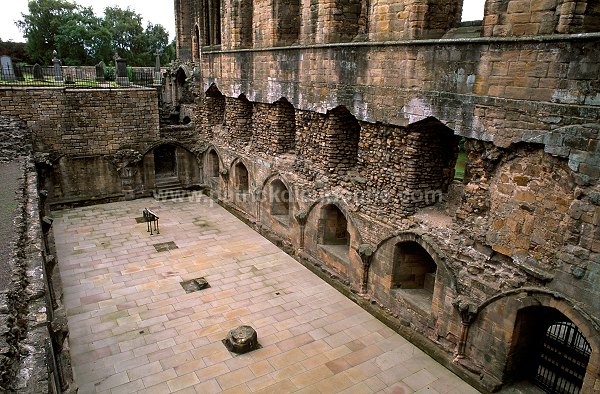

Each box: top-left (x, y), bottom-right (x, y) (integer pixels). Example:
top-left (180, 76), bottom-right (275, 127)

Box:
top-left (169, 0), bottom-right (600, 391)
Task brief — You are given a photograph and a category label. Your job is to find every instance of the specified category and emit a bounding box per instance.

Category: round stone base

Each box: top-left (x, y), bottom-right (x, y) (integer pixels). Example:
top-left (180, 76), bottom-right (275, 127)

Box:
top-left (223, 325), bottom-right (258, 354)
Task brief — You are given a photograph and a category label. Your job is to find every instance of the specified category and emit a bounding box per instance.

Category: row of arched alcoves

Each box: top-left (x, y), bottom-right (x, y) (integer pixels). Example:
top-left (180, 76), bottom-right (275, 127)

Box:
top-left (191, 145), bottom-right (600, 393)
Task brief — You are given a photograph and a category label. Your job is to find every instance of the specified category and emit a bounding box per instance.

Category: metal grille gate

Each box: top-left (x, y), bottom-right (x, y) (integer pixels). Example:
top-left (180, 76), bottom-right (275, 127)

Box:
top-left (534, 321), bottom-right (591, 394)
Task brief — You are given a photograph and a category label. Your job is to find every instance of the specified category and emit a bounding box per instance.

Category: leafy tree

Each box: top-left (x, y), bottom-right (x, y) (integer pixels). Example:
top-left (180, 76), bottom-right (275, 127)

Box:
top-left (17, 0), bottom-right (81, 64)
top-left (101, 6), bottom-right (146, 65)
top-left (17, 0), bottom-right (173, 66)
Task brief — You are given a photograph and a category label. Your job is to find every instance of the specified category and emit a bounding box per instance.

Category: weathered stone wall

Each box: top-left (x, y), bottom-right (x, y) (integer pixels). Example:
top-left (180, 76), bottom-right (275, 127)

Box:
top-left (0, 87), bottom-right (162, 205)
top-left (0, 159), bottom-right (73, 393)
top-left (156, 78), bottom-right (600, 391)
top-left (0, 87), bottom-right (159, 156)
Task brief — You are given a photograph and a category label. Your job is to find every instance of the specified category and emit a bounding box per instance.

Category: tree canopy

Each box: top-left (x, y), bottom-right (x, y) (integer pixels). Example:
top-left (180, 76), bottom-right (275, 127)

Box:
top-left (17, 0), bottom-right (175, 66)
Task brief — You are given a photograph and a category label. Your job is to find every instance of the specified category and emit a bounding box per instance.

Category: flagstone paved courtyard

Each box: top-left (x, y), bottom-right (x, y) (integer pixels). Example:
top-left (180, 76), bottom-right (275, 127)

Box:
top-left (52, 196), bottom-right (481, 394)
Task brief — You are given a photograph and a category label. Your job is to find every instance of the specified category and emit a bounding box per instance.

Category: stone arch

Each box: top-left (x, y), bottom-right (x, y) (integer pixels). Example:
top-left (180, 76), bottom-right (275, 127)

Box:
top-left (142, 142), bottom-right (201, 191)
top-left (231, 158), bottom-right (250, 193)
top-left (466, 289), bottom-right (600, 392)
top-left (260, 174), bottom-right (293, 229)
top-left (174, 66), bottom-right (191, 106)
top-left (303, 197), bottom-right (364, 284)
top-left (371, 232), bottom-right (456, 291)
top-left (304, 197), bottom-right (363, 245)
top-left (204, 147), bottom-right (222, 178)
top-left (367, 231), bottom-right (456, 318)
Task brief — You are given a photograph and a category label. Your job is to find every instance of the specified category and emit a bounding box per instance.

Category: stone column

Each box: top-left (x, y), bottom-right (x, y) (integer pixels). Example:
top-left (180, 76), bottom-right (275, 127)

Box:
top-left (295, 211), bottom-right (308, 249)
top-left (52, 50), bottom-right (63, 83)
top-left (357, 244), bottom-right (374, 294)
top-left (452, 296), bottom-right (478, 360)
top-left (220, 169), bottom-right (229, 200)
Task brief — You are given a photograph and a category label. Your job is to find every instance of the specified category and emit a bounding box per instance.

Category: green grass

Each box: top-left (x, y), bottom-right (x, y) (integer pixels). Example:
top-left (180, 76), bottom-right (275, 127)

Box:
top-left (454, 150), bottom-right (467, 181)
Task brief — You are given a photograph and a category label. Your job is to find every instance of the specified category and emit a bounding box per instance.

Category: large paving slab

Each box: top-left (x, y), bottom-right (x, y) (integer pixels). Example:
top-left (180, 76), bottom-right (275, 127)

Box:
top-left (52, 196), bottom-right (481, 394)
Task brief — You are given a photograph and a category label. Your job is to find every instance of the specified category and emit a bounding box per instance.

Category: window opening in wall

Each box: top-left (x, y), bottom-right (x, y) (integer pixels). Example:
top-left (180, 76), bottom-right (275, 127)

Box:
top-left (203, 0), bottom-right (211, 45)
top-left (234, 162), bottom-right (249, 193)
top-left (270, 179), bottom-right (290, 225)
top-left (319, 204), bottom-right (350, 262)
top-left (454, 137), bottom-right (467, 182)
top-left (461, 0), bottom-right (485, 22)
top-left (207, 150), bottom-right (219, 177)
top-left (195, 25), bottom-right (201, 60)
top-left (391, 241), bottom-right (437, 313)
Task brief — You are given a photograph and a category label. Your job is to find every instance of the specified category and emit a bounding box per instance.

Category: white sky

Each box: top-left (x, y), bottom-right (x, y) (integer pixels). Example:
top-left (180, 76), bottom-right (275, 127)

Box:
top-left (1, 0), bottom-right (486, 43)
top-left (1, 0), bottom-right (176, 42)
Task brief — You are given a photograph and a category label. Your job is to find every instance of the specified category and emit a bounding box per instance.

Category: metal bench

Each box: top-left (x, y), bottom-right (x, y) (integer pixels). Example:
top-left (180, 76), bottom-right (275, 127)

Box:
top-left (143, 208), bottom-right (160, 235)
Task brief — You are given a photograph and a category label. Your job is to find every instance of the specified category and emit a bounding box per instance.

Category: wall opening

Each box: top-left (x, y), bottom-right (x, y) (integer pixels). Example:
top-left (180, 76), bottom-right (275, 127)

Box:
top-left (583, 2), bottom-right (600, 32)
top-left (274, 0), bottom-right (301, 45)
top-left (391, 241), bottom-right (437, 312)
top-left (233, 161), bottom-right (249, 193)
top-left (270, 179), bottom-right (290, 224)
top-left (154, 145), bottom-right (177, 178)
top-left (505, 307), bottom-right (591, 394)
top-left (194, 25), bottom-right (201, 61)
top-left (235, 0), bottom-right (253, 48)
top-left (203, 0), bottom-right (221, 46)
top-left (318, 204), bottom-right (350, 262)
top-left (207, 149), bottom-right (220, 177)
top-left (461, 0), bottom-right (485, 22)
top-left (454, 137), bottom-right (467, 182)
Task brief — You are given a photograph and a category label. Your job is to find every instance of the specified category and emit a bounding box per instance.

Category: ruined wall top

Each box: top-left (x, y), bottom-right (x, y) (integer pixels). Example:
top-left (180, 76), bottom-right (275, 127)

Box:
top-left (176, 0), bottom-right (600, 57)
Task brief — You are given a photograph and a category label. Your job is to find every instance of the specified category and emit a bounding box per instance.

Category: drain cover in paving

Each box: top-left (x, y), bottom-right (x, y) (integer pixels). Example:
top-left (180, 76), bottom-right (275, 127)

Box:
top-left (180, 277), bottom-right (210, 293)
top-left (153, 241), bottom-right (178, 252)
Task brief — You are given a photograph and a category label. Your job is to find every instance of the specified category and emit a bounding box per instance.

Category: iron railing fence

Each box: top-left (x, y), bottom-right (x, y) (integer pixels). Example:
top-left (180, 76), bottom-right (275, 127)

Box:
top-left (0, 64), bottom-right (162, 88)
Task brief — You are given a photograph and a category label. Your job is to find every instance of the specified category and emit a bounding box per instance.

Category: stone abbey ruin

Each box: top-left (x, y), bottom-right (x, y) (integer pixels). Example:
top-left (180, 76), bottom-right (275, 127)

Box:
top-left (1, 0), bottom-right (600, 392)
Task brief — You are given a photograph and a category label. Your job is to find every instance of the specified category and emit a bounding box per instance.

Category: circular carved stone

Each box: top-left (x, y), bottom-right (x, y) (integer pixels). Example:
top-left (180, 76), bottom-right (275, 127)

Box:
top-left (224, 325), bottom-right (258, 354)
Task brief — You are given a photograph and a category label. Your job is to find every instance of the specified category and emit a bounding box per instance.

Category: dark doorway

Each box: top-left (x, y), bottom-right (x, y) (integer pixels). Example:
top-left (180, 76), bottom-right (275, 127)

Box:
top-left (207, 150), bottom-right (219, 177)
top-left (154, 145), bottom-right (177, 178)
top-left (506, 307), bottom-right (591, 394)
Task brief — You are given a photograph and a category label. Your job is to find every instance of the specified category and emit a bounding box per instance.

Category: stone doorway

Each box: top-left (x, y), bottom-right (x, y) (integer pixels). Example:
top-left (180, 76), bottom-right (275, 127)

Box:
top-left (505, 307), bottom-right (591, 394)
top-left (154, 145), bottom-right (177, 179)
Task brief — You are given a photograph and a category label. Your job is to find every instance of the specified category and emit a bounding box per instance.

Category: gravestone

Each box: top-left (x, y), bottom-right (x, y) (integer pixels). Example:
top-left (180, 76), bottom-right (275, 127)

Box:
top-left (114, 53), bottom-right (129, 86)
top-left (95, 61), bottom-right (105, 82)
top-left (52, 51), bottom-right (63, 82)
top-left (153, 51), bottom-right (162, 85)
top-left (32, 63), bottom-right (44, 81)
top-left (0, 56), bottom-right (15, 82)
